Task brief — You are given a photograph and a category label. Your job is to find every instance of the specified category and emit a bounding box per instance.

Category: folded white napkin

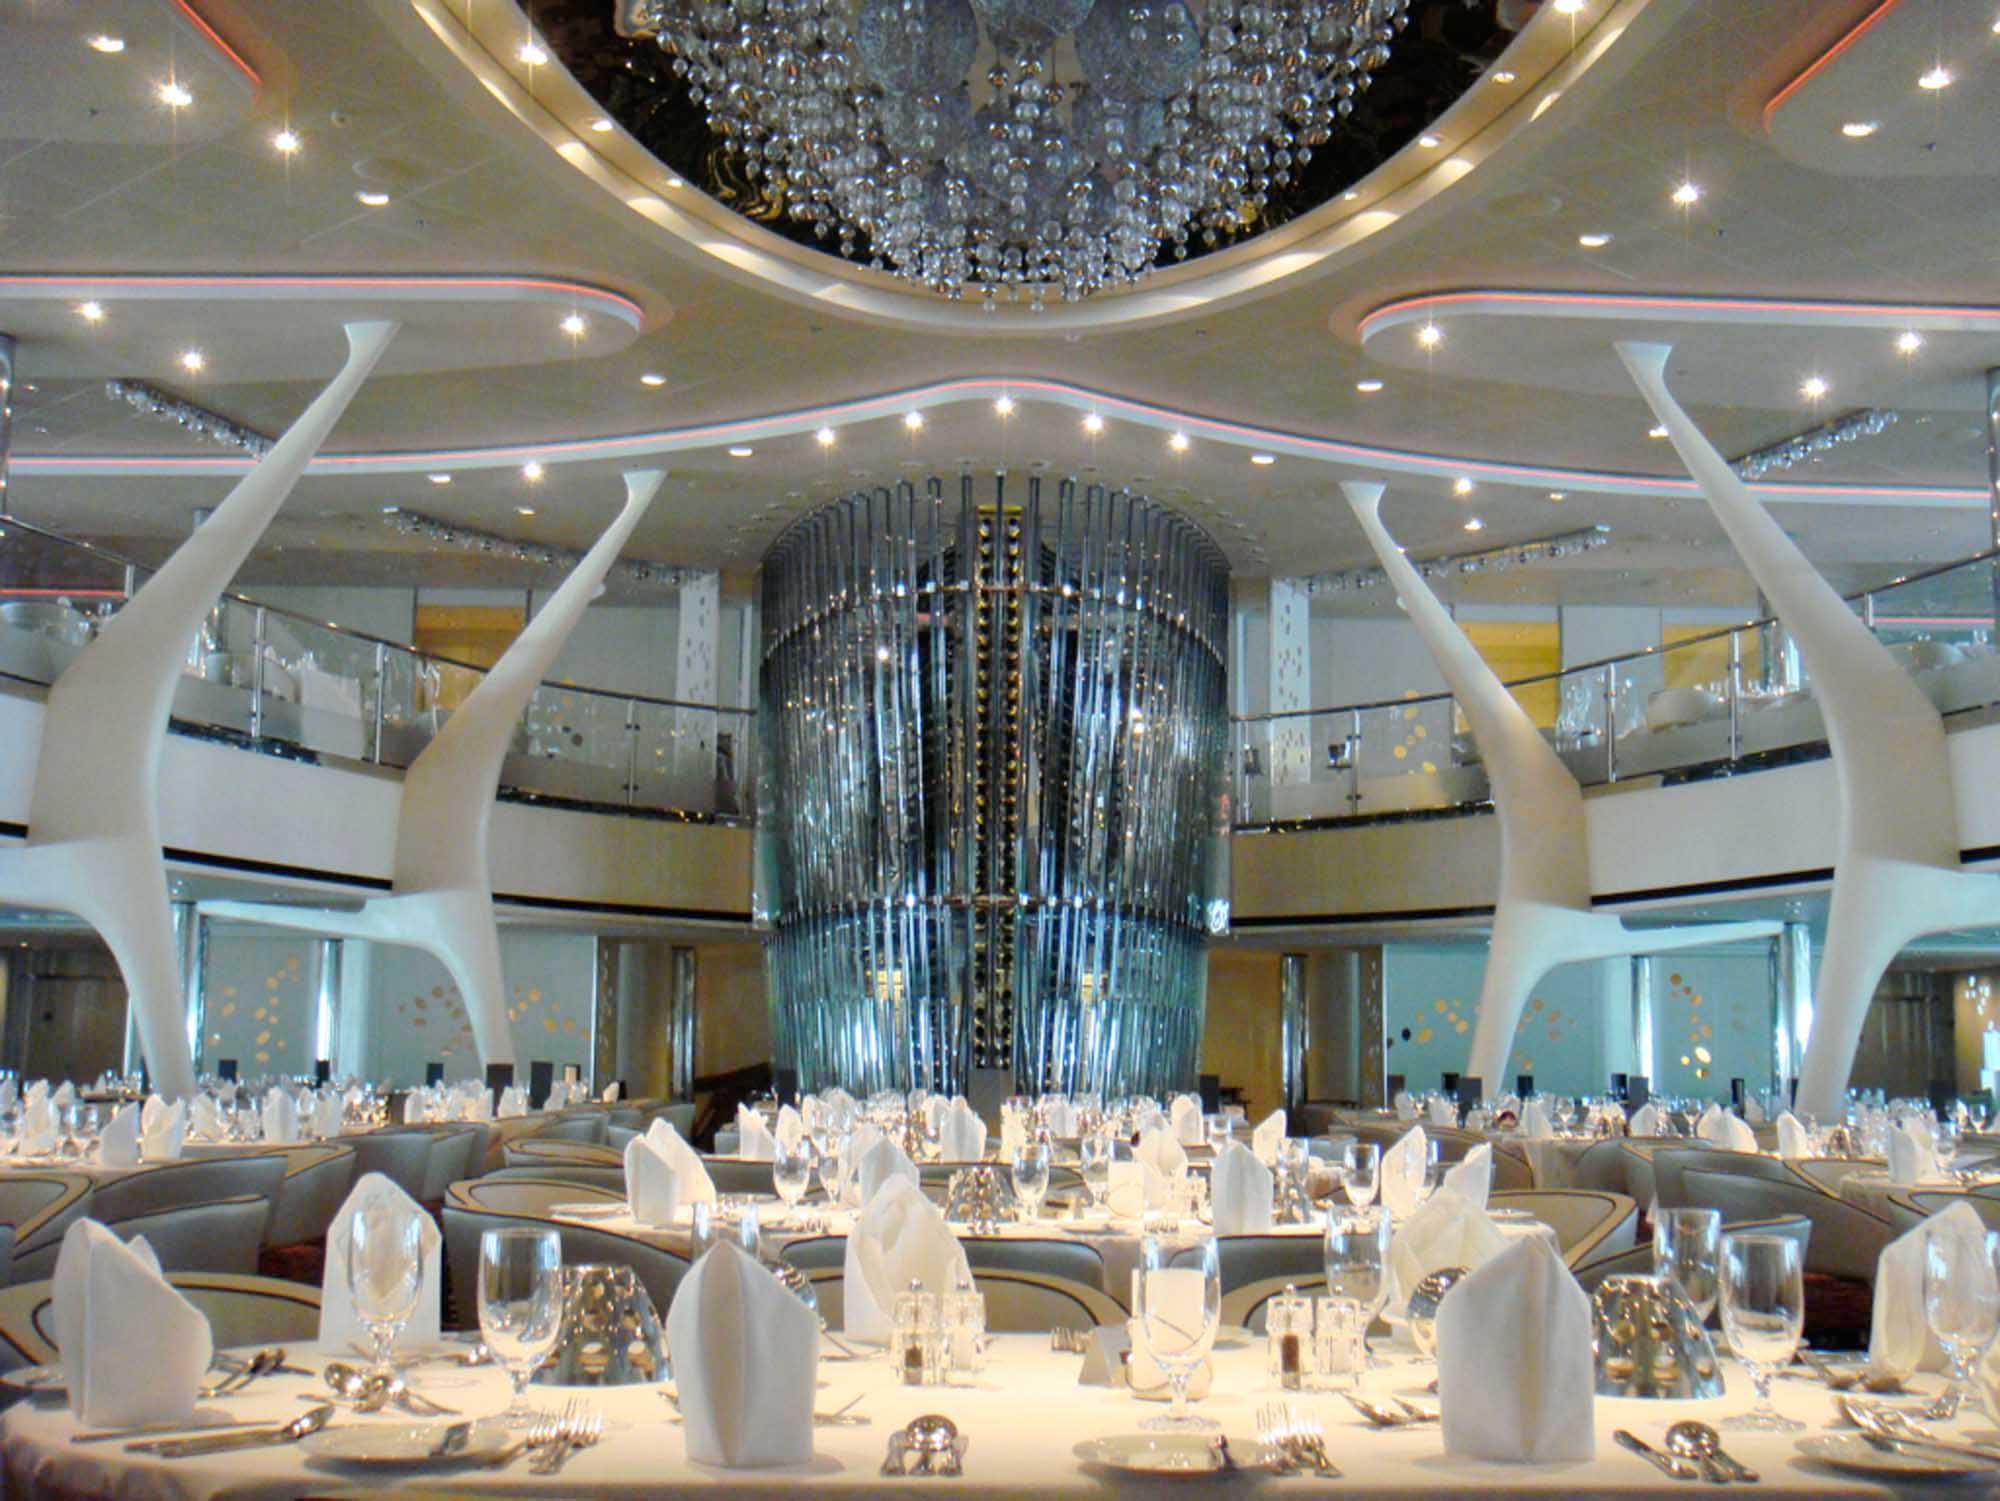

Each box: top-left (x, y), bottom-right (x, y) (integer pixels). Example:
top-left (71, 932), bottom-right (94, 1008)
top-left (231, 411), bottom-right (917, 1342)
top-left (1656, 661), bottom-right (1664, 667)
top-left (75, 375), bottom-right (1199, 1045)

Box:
top-left (1695, 1106), bottom-right (1756, 1153)
top-left (1465, 1109), bottom-right (1490, 1135)
top-left (774, 1104), bottom-right (806, 1151)
top-left (1521, 1100), bottom-right (1555, 1140)
top-left (143, 1098), bottom-right (187, 1161)
top-left (668, 1242), bottom-right (816, 1468)
top-left (922, 1096), bottom-right (948, 1136)
top-left (1888, 1121), bottom-right (1932, 1186)
top-left (187, 1095), bottom-right (224, 1142)
top-left (55, 1221), bottom-right (212, 1427)
top-left (939, 1099), bottom-right (987, 1161)
top-left (1046, 1099), bottom-right (1079, 1138)
top-left (0, 1080), bottom-right (14, 1112)
top-left (736, 1105), bottom-right (776, 1161)
top-left (626, 1135), bottom-right (695, 1226)
top-left (1627, 1103), bottom-right (1661, 1136)
top-left (1251, 1110), bottom-right (1285, 1165)
top-left (1870, 1201), bottom-right (1988, 1379)
top-left (1379, 1126), bottom-right (1428, 1218)
top-left (1427, 1097), bottom-right (1456, 1128)
top-left (51, 1082), bottom-right (74, 1108)
top-left (19, 1096), bottom-right (56, 1157)
top-left (1775, 1111), bottom-right (1809, 1159)
top-left (602, 1081), bottom-right (622, 1102)
top-left (319, 1173), bottom-right (442, 1349)
top-left (1171, 1095), bottom-right (1204, 1145)
top-left (1393, 1090), bottom-right (1416, 1121)
top-left (544, 1081), bottom-right (570, 1111)
top-left (25, 1080), bottom-right (48, 1106)
top-left (1437, 1235), bottom-right (1594, 1462)
top-left (98, 1104), bottom-right (141, 1168)
top-left (635, 1119), bottom-right (717, 1211)
top-left (262, 1089), bottom-right (300, 1144)
top-left (402, 1090), bottom-right (429, 1124)
top-left (307, 1094), bottom-right (342, 1138)
top-left (1743, 1098), bottom-right (1767, 1125)
top-left (839, 1124), bottom-right (884, 1206)
top-left (1389, 1189), bottom-right (1507, 1312)
top-left (843, 1176), bottom-right (971, 1341)
top-left (1211, 1142), bottom-right (1274, 1234)
top-left (855, 1134), bottom-right (919, 1208)
top-left (1440, 1144), bottom-right (1492, 1210)
top-left (1133, 1105), bottom-right (1167, 1137)
top-left (1137, 1126), bottom-right (1189, 1179)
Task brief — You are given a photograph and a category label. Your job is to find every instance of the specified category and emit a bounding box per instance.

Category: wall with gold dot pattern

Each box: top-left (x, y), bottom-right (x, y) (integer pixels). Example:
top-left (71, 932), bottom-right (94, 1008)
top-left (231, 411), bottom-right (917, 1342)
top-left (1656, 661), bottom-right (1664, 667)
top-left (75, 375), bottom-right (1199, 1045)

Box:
top-left (1649, 953), bottom-right (1774, 1099)
top-left (200, 932), bottom-right (317, 1075)
top-left (1381, 945), bottom-right (1619, 1098)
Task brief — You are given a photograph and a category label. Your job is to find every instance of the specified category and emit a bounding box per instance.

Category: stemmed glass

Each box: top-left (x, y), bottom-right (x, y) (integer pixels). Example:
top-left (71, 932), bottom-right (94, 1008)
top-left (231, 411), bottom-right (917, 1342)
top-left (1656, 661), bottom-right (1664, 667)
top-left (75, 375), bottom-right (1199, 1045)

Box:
top-left (1324, 1210), bottom-right (1392, 1367)
top-left (772, 1138), bottom-right (814, 1223)
top-left (1206, 1115), bottom-right (1235, 1154)
top-left (1136, 1232), bottom-right (1221, 1432)
top-left (813, 1132), bottom-right (848, 1205)
top-left (478, 1228), bottom-right (563, 1428)
top-left (1012, 1140), bottom-right (1052, 1223)
top-left (1923, 1227), bottom-right (2000, 1418)
top-left (1342, 1141), bottom-right (1380, 1211)
top-left (346, 1204), bottom-right (425, 1380)
top-left (1718, 1233), bottom-right (1805, 1431)
top-left (1653, 1208), bottom-right (1722, 1323)
top-left (1078, 1133), bottom-right (1114, 1211)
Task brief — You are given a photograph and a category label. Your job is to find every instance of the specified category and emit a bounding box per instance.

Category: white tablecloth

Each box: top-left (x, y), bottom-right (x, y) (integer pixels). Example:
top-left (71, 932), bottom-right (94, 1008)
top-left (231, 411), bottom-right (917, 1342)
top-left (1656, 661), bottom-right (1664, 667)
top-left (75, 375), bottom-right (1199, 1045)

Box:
top-left (0, 1333), bottom-right (1958, 1500)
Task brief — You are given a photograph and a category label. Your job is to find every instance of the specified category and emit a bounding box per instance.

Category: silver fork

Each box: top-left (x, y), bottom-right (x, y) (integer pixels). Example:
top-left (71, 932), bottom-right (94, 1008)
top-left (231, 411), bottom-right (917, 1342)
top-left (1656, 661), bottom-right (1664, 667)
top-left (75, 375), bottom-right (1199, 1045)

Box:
top-left (1255, 1404), bottom-right (1297, 1473)
top-left (528, 1400), bottom-right (585, 1475)
top-left (1284, 1404), bottom-right (1344, 1478)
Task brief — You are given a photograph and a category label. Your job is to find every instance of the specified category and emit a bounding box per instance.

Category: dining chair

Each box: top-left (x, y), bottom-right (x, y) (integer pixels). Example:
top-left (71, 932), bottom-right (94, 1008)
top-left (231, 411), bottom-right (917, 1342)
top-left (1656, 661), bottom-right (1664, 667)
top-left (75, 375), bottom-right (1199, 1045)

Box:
top-left (447, 1177), bottom-right (622, 1219)
top-left (344, 1130), bottom-right (436, 1205)
top-left (480, 1164), bottom-right (627, 1192)
top-left (1570, 1212), bottom-right (1813, 1292)
top-left (88, 1154), bottom-right (288, 1229)
top-left (1488, 1189), bottom-right (1639, 1263)
top-left (441, 1190), bottom-right (686, 1329)
top-left (0, 1271), bottom-right (322, 1372)
top-left (960, 1236), bottom-right (1110, 1297)
top-left (972, 1268), bottom-right (1127, 1331)
top-left (0, 1174), bottom-right (93, 1284)
top-left (530, 1114), bottom-right (609, 1145)
top-left (1897, 1189), bottom-right (2000, 1234)
top-left (419, 1126), bottom-right (489, 1204)
top-left (1675, 1168), bottom-right (1892, 1283)
top-left (502, 1138), bottom-right (619, 1171)
top-left (263, 1144), bottom-right (358, 1248)
top-left (103, 1195), bottom-right (270, 1275)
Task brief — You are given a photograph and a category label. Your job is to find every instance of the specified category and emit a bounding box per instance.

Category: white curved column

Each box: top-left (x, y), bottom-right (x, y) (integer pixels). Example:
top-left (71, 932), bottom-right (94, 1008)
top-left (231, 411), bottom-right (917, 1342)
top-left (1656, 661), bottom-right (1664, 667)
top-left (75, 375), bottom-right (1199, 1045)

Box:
top-left (1618, 341), bottom-right (2000, 1116)
top-left (0, 322), bottom-right (398, 1097)
top-left (205, 469), bottom-right (662, 1067)
top-left (1343, 480), bottom-right (1778, 1089)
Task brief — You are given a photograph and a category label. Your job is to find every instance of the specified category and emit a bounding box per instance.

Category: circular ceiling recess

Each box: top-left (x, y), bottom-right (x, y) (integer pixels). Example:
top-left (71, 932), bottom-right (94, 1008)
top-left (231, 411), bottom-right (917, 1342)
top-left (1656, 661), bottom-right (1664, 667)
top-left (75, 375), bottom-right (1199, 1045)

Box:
top-left (526, 0), bottom-right (1510, 301)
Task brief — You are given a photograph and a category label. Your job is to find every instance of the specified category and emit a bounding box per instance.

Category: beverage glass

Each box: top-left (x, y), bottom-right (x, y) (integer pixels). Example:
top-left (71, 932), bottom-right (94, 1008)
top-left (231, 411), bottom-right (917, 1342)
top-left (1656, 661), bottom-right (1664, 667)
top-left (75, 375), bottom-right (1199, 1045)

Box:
top-left (1924, 1227), bottom-right (2000, 1418)
top-left (1323, 1210), bottom-right (1391, 1366)
top-left (1136, 1232), bottom-right (1221, 1432)
top-left (1342, 1141), bottom-right (1380, 1210)
top-left (478, 1228), bottom-right (563, 1427)
top-left (346, 1204), bottom-right (424, 1378)
top-left (1719, 1232), bottom-right (1805, 1431)
top-left (1012, 1141), bottom-right (1052, 1222)
top-left (773, 1138), bottom-right (814, 1218)
top-left (1078, 1133), bottom-right (1114, 1210)
top-left (1653, 1207), bottom-right (1722, 1321)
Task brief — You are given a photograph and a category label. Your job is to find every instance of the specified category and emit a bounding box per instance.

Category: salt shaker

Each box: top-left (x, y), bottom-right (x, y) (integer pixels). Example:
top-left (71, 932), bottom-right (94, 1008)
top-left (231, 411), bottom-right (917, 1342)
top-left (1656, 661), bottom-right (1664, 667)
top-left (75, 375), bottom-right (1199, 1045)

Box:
top-left (1265, 1283), bottom-right (1312, 1391)
top-left (892, 1279), bottom-right (942, 1385)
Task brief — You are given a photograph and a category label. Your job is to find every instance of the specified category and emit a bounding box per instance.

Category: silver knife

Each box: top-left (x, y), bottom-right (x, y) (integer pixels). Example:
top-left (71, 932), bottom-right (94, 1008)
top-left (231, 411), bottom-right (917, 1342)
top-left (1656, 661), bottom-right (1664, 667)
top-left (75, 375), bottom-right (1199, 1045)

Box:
top-left (132, 1404), bottom-right (333, 1457)
top-left (427, 1420), bottom-right (474, 1459)
top-left (76, 1417), bottom-right (270, 1446)
top-left (1614, 1429), bottom-right (1699, 1481)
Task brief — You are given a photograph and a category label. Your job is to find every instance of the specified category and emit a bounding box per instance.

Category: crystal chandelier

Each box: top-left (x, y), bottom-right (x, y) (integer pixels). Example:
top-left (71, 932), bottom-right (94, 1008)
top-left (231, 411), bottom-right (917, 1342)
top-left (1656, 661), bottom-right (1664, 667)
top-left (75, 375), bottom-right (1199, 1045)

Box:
top-left (615, 0), bottom-right (1412, 303)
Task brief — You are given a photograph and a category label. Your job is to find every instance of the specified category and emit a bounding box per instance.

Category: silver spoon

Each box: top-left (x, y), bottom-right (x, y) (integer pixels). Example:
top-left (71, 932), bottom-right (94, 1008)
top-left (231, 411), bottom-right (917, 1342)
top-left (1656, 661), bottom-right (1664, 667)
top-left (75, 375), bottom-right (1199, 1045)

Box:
top-left (1666, 1420), bottom-right (1758, 1484)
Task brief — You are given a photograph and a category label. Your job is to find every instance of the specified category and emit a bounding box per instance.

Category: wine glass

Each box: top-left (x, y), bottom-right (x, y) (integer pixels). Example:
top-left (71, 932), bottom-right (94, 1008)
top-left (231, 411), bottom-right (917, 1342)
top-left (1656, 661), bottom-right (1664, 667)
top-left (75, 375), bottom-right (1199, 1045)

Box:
top-left (478, 1228), bottom-right (563, 1427)
top-left (773, 1138), bottom-right (814, 1221)
top-left (346, 1204), bottom-right (425, 1379)
top-left (814, 1132), bottom-right (848, 1204)
top-left (1342, 1141), bottom-right (1380, 1210)
top-left (1323, 1210), bottom-right (1391, 1366)
top-left (1718, 1232), bottom-right (1805, 1431)
top-left (1135, 1232), bottom-right (1221, 1432)
top-left (1012, 1140), bottom-right (1052, 1222)
top-left (1206, 1115), bottom-right (1235, 1154)
top-left (1653, 1207), bottom-right (1722, 1322)
top-left (1924, 1227), bottom-right (2000, 1418)
top-left (1078, 1132), bottom-right (1114, 1210)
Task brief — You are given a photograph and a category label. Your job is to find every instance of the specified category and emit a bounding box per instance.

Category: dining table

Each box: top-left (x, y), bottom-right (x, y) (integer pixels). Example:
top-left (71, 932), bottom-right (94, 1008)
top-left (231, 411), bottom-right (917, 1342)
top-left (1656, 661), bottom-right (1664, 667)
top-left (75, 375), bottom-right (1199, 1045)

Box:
top-left (2, 1328), bottom-right (1983, 1499)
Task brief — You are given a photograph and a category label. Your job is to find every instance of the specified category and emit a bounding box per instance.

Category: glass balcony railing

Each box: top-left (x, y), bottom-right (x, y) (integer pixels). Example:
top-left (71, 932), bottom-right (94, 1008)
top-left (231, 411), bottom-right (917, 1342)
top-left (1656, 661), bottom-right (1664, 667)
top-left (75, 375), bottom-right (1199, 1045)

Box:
top-left (0, 518), bottom-right (754, 824)
top-left (1232, 550), bottom-right (2000, 831)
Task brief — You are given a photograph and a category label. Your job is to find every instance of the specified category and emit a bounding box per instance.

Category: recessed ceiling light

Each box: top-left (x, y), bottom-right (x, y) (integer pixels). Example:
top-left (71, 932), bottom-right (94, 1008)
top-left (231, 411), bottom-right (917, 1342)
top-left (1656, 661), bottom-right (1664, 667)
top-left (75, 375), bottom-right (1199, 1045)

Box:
top-left (994, 394), bottom-right (1015, 417)
top-left (1896, 330), bottom-right (1925, 355)
top-left (1840, 120), bottom-right (1879, 139)
top-left (1919, 64), bottom-right (1953, 91)
top-left (560, 313), bottom-right (587, 337)
top-left (815, 426), bottom-right (837, 448)
top-left (1356, 378), bottom-right (1385, 394)
top-left (75, 300), bottom-right (104, 323)
top-left (1670, 180), bottom-right (1701, 206)
top-left (1547, 491), bottom-right (1567, 502)
top-left (1341, 190), bottom-right (1360, 201)
top-left (517, 40), bottom-right (550, 66)
top-left (179, 349), bottom-right (204, 373)
top-left (428, 473), bottom-right (452, 485)
top-left (516, 506), bottom-right (537, 517)
top-left (728, 445), bottom-right (754, 458)
top-left (1491, 69), bottom-right (1517, 84)
top-left (1082, 412), bottom-right (1105, 434)
top-left (664, 175), bottom-right (686, 189)
top-left (1168, 431), bottom-right (1191, 452)
top-left (1577, 231), bottom-right (1612, 248)
top-left (85, 33), bottom-right (125, 53)
top-left (157, 80), bottom-right (192, 109)
top-left (522, 461), bottom-right (545, 481)
top-left (1416, 322), bottom-right (1443, 350)
top-left (1463, 516), bottom-right (1485, 532)
top-left (902, 410), bottom-right (924, 431)
top-left (1553, 0), bottom-right (1583, 10)
top-left (272, 129), bottom-right (301, 154)
top-left (1648, 424), bottom-right (1669, 439)
top-left (1453, 477), bottom-right (1474, 496)
top-left (1250, 453), bottom-right (1276, 466)
top-left (639, 371), bottom-right (666, 387)
top-left (1417, 133), bottom-right (1441, 148)
top-left (381, 505), bottom-right (400, 514)
top-left (1800, 375), bottom-right (1829, 400)
top-left (355, 190), bottom-right (390, 207)
top-left (588, 117), bottom-right (614, 133)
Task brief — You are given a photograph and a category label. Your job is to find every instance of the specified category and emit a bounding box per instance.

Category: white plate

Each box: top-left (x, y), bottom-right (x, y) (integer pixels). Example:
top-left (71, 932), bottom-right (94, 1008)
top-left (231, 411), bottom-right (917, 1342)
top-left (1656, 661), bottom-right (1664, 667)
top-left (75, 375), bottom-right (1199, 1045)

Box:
top-left (1074, 1434), bottom-right (1282, 1476)
top-left (1797, 1434), bottom-right (2000, 1480)
top-left (301, 1418), bottom-right (512, 1469)
top-left (551, 1200), bottom-right (627, 1221)
top-left (0, 1363), bottom-right (61, 1395)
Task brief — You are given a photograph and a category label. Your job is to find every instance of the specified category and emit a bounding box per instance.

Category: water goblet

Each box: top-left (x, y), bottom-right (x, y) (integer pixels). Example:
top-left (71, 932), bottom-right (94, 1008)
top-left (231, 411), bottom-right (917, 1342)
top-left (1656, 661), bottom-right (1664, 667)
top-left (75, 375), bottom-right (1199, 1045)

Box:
top-left (346, 1203), bottom-right (425, 1380)
top-left (478, 1227), bottom-right (563, 1427)
top-left (1924, 1226), bottom-right (2000, 1418)
top-left (1012, 1140), bottom-right (1052, 1222)
top-left (1135, 1232), bottom-right (1221, 1432)
top-left (1653, 1207), bottom-right (1722, 1322)
top-left (1342, 1141), bottom-right (1380, 1210)
top-left (1719, 1232), bottom-right (1806, 1431)
top-left (1323, 1210), bottom-right (1391, 1367)
top-left (1078, 1132), bottom-right (1114, 1210)
top-left (773, 1138), bottom-right (815, 1221)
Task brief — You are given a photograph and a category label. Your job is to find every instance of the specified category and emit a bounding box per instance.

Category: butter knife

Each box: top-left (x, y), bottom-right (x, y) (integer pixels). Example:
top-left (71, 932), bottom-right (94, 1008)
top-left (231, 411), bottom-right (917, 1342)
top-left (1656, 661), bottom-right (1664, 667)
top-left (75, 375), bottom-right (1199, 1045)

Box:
top-left (1614, 1429), bottom-right (1699, 1481)
top-left (132, 1404), bottom-right (334, 1458)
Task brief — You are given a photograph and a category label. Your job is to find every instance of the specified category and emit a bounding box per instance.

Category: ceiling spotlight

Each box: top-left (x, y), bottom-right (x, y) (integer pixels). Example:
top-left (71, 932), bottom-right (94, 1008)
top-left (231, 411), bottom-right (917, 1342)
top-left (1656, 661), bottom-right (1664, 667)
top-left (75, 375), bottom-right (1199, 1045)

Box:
top-left (664, 175), bottom-right (686, 189)
top-left (815, 426), bottom-right (837, 448)
top-left (1453, 477), bottom-right (1474, 496)
top-left (355, 190), bottom-right (390, 207)
top-left (1491, 69), bottom-right (1517, 84)
top-left (1918, 64), bottom-right (1953, 91)
top-left (1463, 516), bottom-right (1486, 532)
top-left (560, 313), bottom-right (587, 337)
top-left (994, 394), bottom-right (1015, 417)
top-left (517, 40), bottom-right (550, 66)
top-left (272, 129), bottom-right (301, 154)
top-left (516, 506), bottom-right (537, 517)
top-left (902, 410), bottom-right (924, 432)
top-left (157, 80), bottom-right (192, 109)
top-left (1082, 412), bottom-right (1105, 434)
top-left (1356, 378), bottom-right (1385, 394)
top-left (85, 34), bottom-right (125, 53)
top-left (639, 371), bottom-right (666, 387)
top-left (1896, 330), bottom-right (1925, 355)
top-left (1547, 491), bottom-right (1567, 502)
top-left (1416, 322), bottom-right (1443, 350)
top-left (179, 349), bottom-right (204, 373)
top-left (1417, 133), bottom-right (1441, 149)
top-left (1840, 120), bottom-right (1879, 139)
top-left (728, 445), bottom-right (755, 458)
top-left (1168, 431), bottom-right (1191, 453)
top-left (1577, 231), bottom-right (1613, 248)
top-left (1670, 180), bottom-right (1702, 206)
top-left (1648, 424), bottom-right (1669, 439)
top-left (1552, 0), bottom-right (1583, 10)
top-left (522, 461), bottom-right (545, 482)
top-left (75, 301), bottom-right (104, 323)
top-left (1800, 375), bottom-right (1830, 400)
top-left (428, 473), bottom-right (452, 485)
top-left (1250, 453), bottom-right (1276, 466)
top-left (588, 117), bottom-right (614, 133)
